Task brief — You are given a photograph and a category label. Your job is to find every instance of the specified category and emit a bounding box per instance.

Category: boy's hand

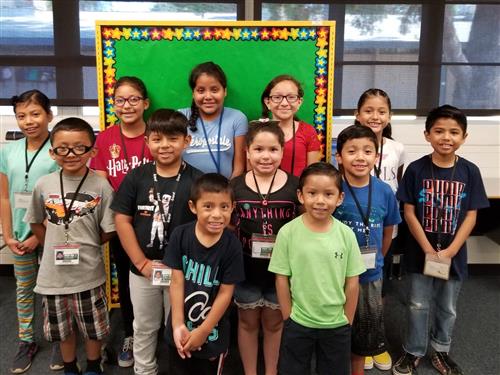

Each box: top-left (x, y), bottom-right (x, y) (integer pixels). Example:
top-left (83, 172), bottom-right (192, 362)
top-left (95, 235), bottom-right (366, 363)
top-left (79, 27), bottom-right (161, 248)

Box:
top-left (173, 324), bottom-right (191, 359)
top-left (6, 238), bottom-right (24, 255)
top-left (139, 259), bottom-right (153, 279)
top-left (437, 248), bottom-right (453, 260)
top-left (182, 327), bottom-right (208, 355)
top-left (19, 235), bottom-right (39, 254)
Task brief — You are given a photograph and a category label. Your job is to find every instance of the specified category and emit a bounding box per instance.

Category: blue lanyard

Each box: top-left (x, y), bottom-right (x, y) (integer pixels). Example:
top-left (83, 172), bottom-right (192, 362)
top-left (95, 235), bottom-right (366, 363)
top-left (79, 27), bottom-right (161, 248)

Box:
top-left (199, 108), bottom-right (224, 174)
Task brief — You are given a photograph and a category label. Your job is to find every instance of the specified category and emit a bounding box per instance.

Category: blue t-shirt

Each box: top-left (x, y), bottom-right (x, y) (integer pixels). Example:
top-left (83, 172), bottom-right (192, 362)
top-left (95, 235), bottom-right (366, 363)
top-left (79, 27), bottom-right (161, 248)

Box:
top-left (397, 155), bottom-right (489, 280)
top-left (179, 107), bottom-right (248, 178)
top-left (334, 176), bottom-right (401, 283)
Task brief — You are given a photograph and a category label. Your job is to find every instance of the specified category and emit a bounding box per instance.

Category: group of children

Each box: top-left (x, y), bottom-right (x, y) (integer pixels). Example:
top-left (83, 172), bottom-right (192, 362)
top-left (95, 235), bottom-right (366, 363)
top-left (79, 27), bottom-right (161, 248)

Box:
top-left (0, 60), bottom-right (489, 375)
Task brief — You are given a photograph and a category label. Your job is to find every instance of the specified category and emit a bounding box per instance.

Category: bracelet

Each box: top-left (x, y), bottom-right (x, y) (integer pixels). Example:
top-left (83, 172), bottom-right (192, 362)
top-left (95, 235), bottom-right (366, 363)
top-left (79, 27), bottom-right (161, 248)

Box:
top-left (138, 259), bottom-right (148, 272)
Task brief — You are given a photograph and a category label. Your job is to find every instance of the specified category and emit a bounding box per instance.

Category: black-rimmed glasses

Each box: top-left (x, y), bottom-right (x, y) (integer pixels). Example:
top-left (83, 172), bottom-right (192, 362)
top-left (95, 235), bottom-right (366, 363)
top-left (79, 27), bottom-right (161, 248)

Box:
top-left (114, 96), bottom-right (144, 107)
top-left (52, 145), bottom-right (92, 156)
top-left (268, 94), bottom-right (301, 104)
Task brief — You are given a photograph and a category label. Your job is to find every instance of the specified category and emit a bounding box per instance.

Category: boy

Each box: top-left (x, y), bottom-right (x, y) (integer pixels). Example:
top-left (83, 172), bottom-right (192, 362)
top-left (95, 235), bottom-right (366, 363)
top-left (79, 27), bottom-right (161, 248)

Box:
top-left (269, 162), bottom-right (366, 375)
top-left (24, 117), bottom-right (116, 375)
top-left (393, 105), bottom-right (489, 375)
top-left (111, 109), bottom-right (203, 375)
top-left (164, 173), bottom-right (244, 375)
top-left (334, 125), bottom-right (401, 375)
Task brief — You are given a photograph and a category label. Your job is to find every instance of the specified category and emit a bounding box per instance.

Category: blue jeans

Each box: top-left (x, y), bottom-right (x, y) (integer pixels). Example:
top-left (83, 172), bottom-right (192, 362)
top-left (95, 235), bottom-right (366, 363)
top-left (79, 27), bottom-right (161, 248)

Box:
top-left (403, 273), bottom-right (462, 357)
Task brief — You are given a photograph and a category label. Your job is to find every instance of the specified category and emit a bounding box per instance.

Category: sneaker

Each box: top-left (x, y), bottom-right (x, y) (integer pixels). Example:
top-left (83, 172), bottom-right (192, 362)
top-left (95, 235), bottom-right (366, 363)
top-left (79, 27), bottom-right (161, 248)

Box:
top-left (118, 336), bottom-right (134, 368)
top-left (50, 343), bottom-right (64, 371)
top-left (431, 352), bottom-right (464, 375)
top-left (374, 351), bottom-right (393, 371)
top-left (392, 352), bottom-right (420, 375)
top-left (10, 341), bottom-right (38, 374)
top-left (365, 356), bottom-right (374, 370)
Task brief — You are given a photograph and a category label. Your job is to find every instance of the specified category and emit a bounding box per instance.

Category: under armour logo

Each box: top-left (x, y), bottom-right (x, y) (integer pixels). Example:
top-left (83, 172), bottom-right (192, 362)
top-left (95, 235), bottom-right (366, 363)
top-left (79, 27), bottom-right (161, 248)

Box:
top-left (334, 252), bottom-right (343, 259)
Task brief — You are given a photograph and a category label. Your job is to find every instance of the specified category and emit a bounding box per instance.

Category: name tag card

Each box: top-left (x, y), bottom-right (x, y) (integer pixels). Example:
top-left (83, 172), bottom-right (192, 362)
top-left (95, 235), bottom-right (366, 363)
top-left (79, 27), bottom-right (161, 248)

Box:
top-left (360, 246), bottom-right (377, 269)
top-left (251, 234), bottom-right (276, 259)
top-left (423, 253), bottom-right (451, 280)
top-left (54, 244), bottom-right (80, 265)
top-left (14, 192), bottom-right (32, 209)
top-left (151, 260), bottom-right (171, 286)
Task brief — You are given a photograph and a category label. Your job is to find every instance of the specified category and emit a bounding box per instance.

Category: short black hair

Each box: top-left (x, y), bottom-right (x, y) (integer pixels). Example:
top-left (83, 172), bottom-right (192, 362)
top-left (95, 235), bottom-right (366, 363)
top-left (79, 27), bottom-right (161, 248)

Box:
top-left (146, 109), bottom-right (188, 137)
top-left (298, 162), bottom-right (343, 193)
top-left (11, 89), bottom-right (51, 114)
top-left (190, 173), bottom-right (234, 203)
top-left (50, 117), bottom-right (95, 145)
top-left (336, 124), bottom-right (378, 155)
top-left (425, 105), bottom-right (467, 134)
top-left (246, 120), bottom-right (285, 147)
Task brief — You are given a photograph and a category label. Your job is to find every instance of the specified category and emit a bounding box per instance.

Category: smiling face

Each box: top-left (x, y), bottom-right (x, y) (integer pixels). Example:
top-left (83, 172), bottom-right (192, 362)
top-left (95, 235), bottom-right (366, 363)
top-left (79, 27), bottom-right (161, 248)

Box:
top-left (247, 131), bottom-right (283, 176)
top-left (192, 73), bottom-right (226, 121)
top-left (425, 118), bottom-right (467, 159)
top-left (146, 131), bottom-right (190, 168)
top-left (355, 95), bottom-right (391, 138)
top-left (114, 84), bottom-right (149, 127)
top-left (50, 130), bottom-right (96, 176)
top-left (14, 101), bottom-right (52, 141)
top-left (264, 80), bottom-right (303, 123)
top-left (336, 137), bottom-right (378, 185)
top-left (298, 174), bottom-right (344, 223)
top-left (189, 191), bottom-right (234, 237)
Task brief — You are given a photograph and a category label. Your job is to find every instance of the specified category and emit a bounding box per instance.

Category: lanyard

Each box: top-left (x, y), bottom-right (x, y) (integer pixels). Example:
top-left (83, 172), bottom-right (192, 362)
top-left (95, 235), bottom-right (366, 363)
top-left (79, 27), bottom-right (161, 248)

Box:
top-left (151, 161), bottom-right (186, 245)
top-left (345, 177), bottom-right (372, 247)
top-left (199, 109), bottom-right (224, 174)
top-left (24, 134), bottom-right (50, 191)
top-left (373, 138), bottom-right (384, 179)
top-left (119, 125), bottom-right (146, 170)
top-left (290, 121), bottom-right (296, 175)
top-left (59, 167), bottom-right (90, 242)
top-left (429, 155), bottom-right (458, 250)
top-left (252, 169), bottom-right (278, 207)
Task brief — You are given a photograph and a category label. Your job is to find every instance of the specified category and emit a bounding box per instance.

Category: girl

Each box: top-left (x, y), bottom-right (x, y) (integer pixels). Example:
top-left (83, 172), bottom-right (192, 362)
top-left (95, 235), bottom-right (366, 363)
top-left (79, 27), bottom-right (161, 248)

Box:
top-left (354, 88), bottom-right (405, 372)
top-left (180, 61), bottom-right (248, 179)
top-left (0, 90), bottom-right (62, 373)
top-left (261, 75), bottom-right (321, 177)
top-left (90, 76), bottom-right (153, 368)
top-left (231, 120), bottom-right (300, 375)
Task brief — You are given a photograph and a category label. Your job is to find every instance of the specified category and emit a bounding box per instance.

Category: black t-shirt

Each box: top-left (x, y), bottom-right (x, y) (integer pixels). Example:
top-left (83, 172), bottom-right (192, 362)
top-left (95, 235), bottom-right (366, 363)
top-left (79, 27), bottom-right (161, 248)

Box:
top-left (111, 161), bottom-right (203, 275)
top-left (231, 172), bottom-right (300, 287)
top-left (164, 221), bottom-right (244, 358)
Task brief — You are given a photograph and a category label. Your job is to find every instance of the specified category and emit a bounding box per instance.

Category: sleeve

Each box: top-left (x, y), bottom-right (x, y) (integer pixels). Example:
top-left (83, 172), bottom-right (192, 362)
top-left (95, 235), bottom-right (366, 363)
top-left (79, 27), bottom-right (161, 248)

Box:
top-left (303, 123), bottom-right (321, 152)
top-left (219, 234), bottom-right (245, 285)
top-left (396, 162), bottom-right (417, 204)
top-left (232, 110), bottom-right (248, 137)
top-left (99, 180), bottom-right (116, 233)
top-left (89, 131), bottom-right (106, 171)
top-left (466, 163), bottom-right (490, 210)
top-left (268, 223), bottom-right (291, 276)
top-left (398, 141), bottom-right (406, 167)
top-left (384, 185), bottom-right (402, 227)
top-left (110, 171), bottom-right (137, 215)
top-left (344, 228), bottom-right (366, 277)
top-left (164, 226), bottom-right (184, 270)
top-left (24, 181), bottom-right (46, 224)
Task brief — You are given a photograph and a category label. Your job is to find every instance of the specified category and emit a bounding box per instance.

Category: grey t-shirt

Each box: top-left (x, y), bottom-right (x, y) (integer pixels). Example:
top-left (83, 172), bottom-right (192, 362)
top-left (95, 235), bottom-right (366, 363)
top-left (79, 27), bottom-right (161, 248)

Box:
top-left (25, 170), bottom-right (115, 295)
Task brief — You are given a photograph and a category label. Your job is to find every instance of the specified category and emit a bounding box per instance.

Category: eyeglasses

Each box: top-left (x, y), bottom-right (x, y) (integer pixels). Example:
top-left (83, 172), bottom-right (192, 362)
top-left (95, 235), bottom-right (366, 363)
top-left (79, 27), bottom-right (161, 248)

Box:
top-left (114, 96), bottom-right (144, 107)
top-left (52, 145), bottom-right (92, 156)
top-left (268, 94), bottom-right (301, 104)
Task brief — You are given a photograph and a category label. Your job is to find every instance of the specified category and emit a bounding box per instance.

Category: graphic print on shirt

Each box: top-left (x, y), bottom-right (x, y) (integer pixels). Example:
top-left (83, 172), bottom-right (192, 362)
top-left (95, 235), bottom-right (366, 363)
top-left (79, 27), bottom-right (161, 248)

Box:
top-left (45, 192), bottom-right (101, 225)
top-left (186, 135), bottom-right (232, 154)
top-left (420, 178), bottom-right (465, 235)
top-left (106, 143), bottom-right (147, 177)
top-left (145, 187), bottom-right (172, 248)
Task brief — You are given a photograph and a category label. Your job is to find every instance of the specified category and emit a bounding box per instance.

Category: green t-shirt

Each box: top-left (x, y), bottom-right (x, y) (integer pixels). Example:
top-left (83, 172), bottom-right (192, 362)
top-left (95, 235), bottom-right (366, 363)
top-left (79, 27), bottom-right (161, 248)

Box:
top-left (268, 215), bottom-right (365, 329)
top-left (0, 138), bottom-right (58, 241)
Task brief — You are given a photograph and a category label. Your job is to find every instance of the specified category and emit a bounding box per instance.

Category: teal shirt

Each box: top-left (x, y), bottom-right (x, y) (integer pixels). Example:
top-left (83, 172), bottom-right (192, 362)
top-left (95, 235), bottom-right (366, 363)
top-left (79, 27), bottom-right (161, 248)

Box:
top-left (0, 138), bottom-right (58, 241)
top-left (269, 215), bottom-right (366, 329)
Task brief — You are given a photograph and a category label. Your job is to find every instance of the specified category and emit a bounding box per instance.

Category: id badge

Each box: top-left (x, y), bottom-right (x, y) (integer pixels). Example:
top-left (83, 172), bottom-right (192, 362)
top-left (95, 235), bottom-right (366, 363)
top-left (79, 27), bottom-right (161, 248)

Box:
top-left (251, 233), bottom-right (276, 259)
top-left (360, 246), bottom-right (377, 269)
top-left (14, 192), bottom-right (32, 209)
top-left (54, 244), bottom-right (80, 265)
top-left (151, 260), bottom-right (171, 286)
top-left (423, 253), bottom-right (450, 280)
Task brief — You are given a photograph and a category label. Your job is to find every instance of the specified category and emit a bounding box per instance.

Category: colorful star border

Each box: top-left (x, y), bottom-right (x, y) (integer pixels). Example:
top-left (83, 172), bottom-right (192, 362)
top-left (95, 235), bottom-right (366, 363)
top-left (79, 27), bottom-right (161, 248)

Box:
top-left (99, 25), bottom-right (332, 156)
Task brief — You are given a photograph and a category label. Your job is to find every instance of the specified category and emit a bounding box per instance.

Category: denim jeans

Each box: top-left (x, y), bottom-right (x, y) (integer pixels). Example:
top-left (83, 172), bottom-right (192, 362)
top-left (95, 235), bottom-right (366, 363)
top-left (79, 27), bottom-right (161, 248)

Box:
top-left (403, 273), bottom-right (462, 357)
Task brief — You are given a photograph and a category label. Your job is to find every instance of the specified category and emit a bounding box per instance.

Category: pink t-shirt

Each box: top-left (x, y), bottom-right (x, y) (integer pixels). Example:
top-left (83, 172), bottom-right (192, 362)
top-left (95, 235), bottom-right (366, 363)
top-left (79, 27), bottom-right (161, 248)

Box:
top-left (280, 121), bottom-right (321, 177)
top-left (90, 125), bottom-right (152, 191)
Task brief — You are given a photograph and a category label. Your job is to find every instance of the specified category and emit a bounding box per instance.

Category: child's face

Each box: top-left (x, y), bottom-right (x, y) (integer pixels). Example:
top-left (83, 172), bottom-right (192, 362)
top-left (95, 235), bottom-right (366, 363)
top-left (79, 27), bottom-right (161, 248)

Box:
top-left (336, 137), bottom-right (378, 181)
top-left (355, 96), bottom-right (391, 137)
top-left (193, 73), bottom-right (226, 121)
top-left (247, 131), bottom-right (283, 175)
top-left (14, 102), bottom-right (53, 139)
top-left (50, 130), bottom-right (96, 176)
top-left (146, 131), bottom-right (190, 168)
top-left (189, 191), bottom-right (234, 236)
top-left (114, 84), bottom-right (149, 126)
top-left (264, 80), bottom-right (303, 123)
top-left (298, 175), bottom-right (344, 222)
top-left (424, 118), bottom-right (467, 157)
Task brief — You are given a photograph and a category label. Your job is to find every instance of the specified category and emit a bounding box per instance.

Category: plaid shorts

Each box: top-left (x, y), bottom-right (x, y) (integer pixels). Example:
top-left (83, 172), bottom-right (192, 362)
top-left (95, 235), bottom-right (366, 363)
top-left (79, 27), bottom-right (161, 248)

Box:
top-left (42, 284), bottom-right (110, 342)
top-left (351, 279), bottom-right (387, 356)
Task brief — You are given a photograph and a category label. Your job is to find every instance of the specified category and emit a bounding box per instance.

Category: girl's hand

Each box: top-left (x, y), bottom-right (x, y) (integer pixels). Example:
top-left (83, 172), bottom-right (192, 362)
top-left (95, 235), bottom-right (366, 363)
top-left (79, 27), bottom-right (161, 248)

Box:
top-left (182, 327), bottom-right (207, 355)
top-left (19, 235), bottom-right (39, 254)
top-left (173, 324), bottom-right (191, 359)
top-left (6, 238), bottom-right (24, 255)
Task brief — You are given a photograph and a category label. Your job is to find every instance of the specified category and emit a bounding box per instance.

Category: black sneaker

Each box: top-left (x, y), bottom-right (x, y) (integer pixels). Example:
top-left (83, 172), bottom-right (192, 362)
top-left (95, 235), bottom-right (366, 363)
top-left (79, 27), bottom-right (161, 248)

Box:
top-left (392, 352), bottom-right (420, 375)
top-left (431, 352), bottom-right (464, 375)
top-left (10, 341), bottom-right (38, 374)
